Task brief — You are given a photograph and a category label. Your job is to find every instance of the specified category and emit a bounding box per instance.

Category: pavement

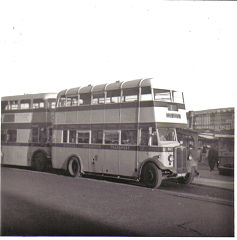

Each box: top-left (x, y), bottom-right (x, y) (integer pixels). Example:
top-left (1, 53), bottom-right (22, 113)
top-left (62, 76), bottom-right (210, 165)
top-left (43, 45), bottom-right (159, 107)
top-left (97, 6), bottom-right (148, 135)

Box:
top-left (193, 161), bottom-right (234, 190)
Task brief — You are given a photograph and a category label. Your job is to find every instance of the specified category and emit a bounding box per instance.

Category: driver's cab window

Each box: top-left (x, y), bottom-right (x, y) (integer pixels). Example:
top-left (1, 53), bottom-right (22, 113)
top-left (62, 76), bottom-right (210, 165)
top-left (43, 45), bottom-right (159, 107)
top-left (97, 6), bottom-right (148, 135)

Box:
top-left (158, 128), bottom-right (176, 141)
top-left (140, 129), bottom-right (149, 146)
top-left (151, 128), bottom-right (158, 146)
top-left (140, 128), bottom-right (158, 146)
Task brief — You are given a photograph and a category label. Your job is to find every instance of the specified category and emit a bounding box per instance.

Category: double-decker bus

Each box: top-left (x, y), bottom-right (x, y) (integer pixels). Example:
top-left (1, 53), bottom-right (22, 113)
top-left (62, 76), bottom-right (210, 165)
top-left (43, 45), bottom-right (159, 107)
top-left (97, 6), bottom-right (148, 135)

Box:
top-left (52, 78), bottom-right (197, 188)
top-left (1, 93), bottom-right (57, 171)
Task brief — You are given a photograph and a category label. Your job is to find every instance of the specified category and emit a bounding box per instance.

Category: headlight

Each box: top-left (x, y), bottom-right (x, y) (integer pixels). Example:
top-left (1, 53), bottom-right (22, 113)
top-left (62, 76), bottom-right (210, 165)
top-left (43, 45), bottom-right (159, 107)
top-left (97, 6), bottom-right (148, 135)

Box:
top-left (188, 154), bottom-right (192, 161)
top-left (168, 155), bottom-right (174, 162)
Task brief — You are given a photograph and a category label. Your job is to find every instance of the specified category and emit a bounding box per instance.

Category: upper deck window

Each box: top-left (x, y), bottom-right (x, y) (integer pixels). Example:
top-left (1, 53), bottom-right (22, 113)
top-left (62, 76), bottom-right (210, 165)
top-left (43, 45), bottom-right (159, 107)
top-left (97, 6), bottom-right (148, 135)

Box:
top-left (105, 90), bottom-right (121, 104)
top-left (20, 99), bottom-right (31, 109)
top-left (154, 89), bottom-right (171, 102)
top-left (92, 92), bottom-right (105, 104)
top-left (122, 88), bottom-right (138, 102)
top-left (1, 101), bottom-right (8, 111)
top-left (9, 100), bottom-right (19, 110)
top-left (141, 87), bottom-right (152, 101)
top-left (66, 97), bottom-right (78, 106)
top-left (58, 96), bottom-right (66, 107)
top-left (79, 93), bottom-right (91, 105)
top-left (48, 99), bottom-right (56, 109)
top-left (33, 99), bottom-right (45, 109)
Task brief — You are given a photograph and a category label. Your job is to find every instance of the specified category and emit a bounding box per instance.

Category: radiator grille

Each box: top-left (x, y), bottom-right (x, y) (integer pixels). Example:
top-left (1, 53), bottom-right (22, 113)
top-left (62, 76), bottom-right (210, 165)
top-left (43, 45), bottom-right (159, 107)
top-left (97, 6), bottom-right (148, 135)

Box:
top-left (175, 147), bottom-right (187, 173)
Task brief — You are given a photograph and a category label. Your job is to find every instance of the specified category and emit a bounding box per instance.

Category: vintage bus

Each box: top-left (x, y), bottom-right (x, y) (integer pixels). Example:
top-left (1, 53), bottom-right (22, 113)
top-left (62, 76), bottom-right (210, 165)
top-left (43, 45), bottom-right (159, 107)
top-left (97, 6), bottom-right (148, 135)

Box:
top-left (1, 93), bottom-right (57, 171)
top-left (52, 78), bottom-right (197, 188)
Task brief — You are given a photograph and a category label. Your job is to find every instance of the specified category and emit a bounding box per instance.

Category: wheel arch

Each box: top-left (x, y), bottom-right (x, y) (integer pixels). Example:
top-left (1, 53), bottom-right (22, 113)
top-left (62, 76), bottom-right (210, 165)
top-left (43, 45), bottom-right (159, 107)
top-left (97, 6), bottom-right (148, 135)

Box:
top-left (31, 149), bottom-right (49, 166)
top-left (138, 158), bottom-right (162, 180)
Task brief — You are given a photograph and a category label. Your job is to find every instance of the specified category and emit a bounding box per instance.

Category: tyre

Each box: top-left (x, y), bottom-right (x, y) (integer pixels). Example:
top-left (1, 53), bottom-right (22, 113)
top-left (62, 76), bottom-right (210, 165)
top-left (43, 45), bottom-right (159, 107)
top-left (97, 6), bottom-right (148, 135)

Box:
top-left (68, 157), bottom-right (81, 177)
top-left (141, 162), bottom-right (162, 188)
top-left (32, 151), bottom-right (48, 171)
top-left (178, 167), bottom-right (195, 184)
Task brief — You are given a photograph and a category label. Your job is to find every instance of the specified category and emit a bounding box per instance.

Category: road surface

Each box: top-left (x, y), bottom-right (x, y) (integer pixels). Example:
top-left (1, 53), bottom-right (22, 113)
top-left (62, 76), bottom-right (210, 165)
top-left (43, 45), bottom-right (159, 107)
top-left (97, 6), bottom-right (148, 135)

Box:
top-left (1, 166), bottom-right (234, 236)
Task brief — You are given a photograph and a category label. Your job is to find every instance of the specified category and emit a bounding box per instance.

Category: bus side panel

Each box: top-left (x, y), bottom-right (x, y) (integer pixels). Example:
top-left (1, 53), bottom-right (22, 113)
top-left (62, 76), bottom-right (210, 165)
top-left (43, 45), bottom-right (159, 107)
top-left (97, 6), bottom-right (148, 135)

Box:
top-left (104, 109), bottom-right (120, 123)
top-left (77, 111), bottom-right (90, 124)
top-left (15, 112), bottom-right (33, 123)
top-left (137, 151), bottom-right (160, 167)
top-left (52, 146), bottom-right (90, 172)
top-left (54, 112), bottom-right (66, 125)
top-left (32, 112), bottom-right (47, 122)
top-left (89, 148), bottom-right (104, 173)
top-left (65, 111), bottom-right (77, 124)
top-left (103, 149), bottom-right (119, 175)
top-left (119, 150), bottom-right (137, 177)
top-left (2, 145), bottom-right (29, 166)
top-left (47, 111), bottom-right (55, 123)
top-left (120, 108), bottom-right (137, 123)
top-left (91, 109), bottom-right (104, 124)
top-left (140, 107), bottom-right (155, 123)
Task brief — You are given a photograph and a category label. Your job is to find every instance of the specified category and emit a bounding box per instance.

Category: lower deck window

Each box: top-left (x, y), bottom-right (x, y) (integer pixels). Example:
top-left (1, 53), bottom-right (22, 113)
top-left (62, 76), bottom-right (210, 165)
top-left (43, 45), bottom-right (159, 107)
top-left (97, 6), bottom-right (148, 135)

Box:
top-left (1, 130), bottom-right (7, 142)
top-left (7, 129), bottom-right (17, 142)
top-left (104, 131), bottom-right (119, 144)
top-left (121, 130), bottom-right (137, 145)
top-left (140, 129), bottom-right (149, 146)
top-left (69, 130), bottom-right (76, 143)
top-left (62, 130), bottom-right (68, 143)
top-left (39, 128), bottom-right (47, 143)
top-left (92, 130), bottom-right (103, 144)
top-left (32, 128), bottom-right (39, 142)
top-left (78, 132), bottom-right (90, 144)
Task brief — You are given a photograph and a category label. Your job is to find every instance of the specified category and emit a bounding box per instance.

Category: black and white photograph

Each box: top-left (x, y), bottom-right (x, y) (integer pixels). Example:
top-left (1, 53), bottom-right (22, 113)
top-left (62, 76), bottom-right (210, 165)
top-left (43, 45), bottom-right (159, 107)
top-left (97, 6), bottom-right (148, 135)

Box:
top-left (0, 0), bottom-right (236, 237)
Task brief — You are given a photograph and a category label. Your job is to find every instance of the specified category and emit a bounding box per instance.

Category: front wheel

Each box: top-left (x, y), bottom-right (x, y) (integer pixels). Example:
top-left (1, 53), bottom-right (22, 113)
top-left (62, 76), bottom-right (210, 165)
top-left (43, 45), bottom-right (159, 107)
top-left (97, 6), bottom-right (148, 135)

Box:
top-left (178, 167), bottom-right (195, 184)
top-left (141, 162), bottom-right (162, 188)
top-left (67, 157), bottom-right (81, 177)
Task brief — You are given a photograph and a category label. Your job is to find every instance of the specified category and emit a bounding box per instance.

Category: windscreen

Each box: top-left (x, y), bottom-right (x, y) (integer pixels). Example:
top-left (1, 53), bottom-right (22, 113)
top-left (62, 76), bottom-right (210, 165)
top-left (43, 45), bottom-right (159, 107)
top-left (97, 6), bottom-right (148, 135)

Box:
top-left (153, 89), bottom-right (171, 102)
top-left (172, 91), bottom-right (184, 104)
top-left (158, 128), bottom-right (176, 142)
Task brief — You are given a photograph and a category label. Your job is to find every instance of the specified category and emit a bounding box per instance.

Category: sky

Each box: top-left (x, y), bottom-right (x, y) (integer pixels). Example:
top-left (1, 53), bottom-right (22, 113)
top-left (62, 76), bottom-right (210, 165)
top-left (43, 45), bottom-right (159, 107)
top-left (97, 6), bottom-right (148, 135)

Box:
top-left (0, 0), bottom-right (236, 111)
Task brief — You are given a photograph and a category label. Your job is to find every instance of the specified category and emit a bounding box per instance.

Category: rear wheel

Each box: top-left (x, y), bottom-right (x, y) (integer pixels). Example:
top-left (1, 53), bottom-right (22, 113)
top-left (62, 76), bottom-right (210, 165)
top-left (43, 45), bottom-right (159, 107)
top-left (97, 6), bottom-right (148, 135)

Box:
top-left (141, 162), bottom-right (162, 188)
top-left (68, 157), bottom-right (81, 177)
top-left (32, 151), bottom-right (48, 171)
top-left (178, 167), bottom-right (195, 184)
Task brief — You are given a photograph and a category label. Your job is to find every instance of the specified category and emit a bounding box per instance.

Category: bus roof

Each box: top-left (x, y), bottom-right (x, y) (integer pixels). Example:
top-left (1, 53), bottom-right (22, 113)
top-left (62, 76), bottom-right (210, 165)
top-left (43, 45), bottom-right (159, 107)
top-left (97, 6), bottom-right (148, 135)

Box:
top-left (1, 93), bottom-right (57, 102)
top-left (58, 78), bottom-right (153, 98)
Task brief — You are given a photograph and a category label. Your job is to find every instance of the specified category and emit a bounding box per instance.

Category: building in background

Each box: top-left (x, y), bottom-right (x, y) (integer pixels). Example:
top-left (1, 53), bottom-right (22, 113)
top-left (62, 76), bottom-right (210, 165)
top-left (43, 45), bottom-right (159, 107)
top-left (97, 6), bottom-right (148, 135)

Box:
top-left (187, 108), bottom-right (234, 174)
top-left (187, 108), bottom-right (234, 134)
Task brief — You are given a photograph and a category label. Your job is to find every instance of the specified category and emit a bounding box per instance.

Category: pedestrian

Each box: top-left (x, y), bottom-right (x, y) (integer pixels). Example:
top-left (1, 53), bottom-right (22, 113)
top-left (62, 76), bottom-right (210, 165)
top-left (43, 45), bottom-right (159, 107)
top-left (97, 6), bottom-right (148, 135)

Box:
top-left (201, 145), bottom-right (207, 162)
top-left (207, 144), bottom-right (219, 171)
